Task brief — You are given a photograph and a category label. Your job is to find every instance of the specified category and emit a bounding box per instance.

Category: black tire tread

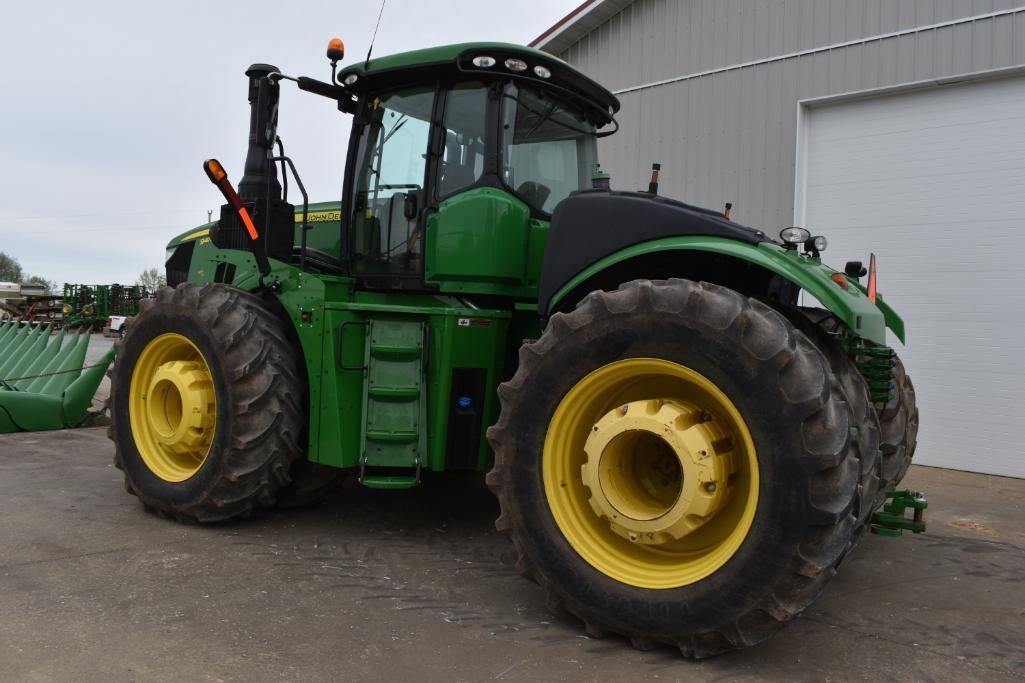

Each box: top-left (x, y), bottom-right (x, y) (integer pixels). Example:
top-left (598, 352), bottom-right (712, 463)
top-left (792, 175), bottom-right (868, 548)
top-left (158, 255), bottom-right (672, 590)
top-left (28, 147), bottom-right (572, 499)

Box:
top-left (781, 309), bottom-right (882, 532)
top-left (878, 357), bottom-right (918, 488)
top-left (797, 307), bottom-right (918, 491)
top-left (108, 283), bottom-right (304, 523)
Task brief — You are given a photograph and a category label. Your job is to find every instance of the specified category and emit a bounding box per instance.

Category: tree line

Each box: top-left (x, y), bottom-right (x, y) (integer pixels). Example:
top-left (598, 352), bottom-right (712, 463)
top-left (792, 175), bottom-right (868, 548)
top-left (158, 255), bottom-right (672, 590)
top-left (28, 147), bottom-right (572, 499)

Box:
top-left (0, 251), bottom-right (165, 294)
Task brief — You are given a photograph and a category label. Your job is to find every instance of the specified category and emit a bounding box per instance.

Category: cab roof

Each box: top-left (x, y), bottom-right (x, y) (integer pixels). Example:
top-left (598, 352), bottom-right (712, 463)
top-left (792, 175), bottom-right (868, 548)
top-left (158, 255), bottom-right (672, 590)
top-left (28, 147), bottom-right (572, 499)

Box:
top-left (337, 42), bottom-right (620, 119)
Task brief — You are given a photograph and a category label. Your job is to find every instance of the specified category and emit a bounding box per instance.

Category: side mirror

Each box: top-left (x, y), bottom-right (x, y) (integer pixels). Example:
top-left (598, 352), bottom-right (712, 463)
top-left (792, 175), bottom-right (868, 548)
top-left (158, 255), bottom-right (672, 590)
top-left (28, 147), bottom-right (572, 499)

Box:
top-left (403, 192), bottom-right (419, 221)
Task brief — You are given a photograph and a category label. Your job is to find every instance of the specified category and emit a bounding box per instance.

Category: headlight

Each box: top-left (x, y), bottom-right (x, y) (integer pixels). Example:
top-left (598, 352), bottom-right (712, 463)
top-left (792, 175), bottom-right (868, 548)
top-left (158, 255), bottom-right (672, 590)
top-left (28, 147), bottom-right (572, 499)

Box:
top-left (533, 65), bottom-right (551, 79)
top-left (504, 58), bottom-right (528, 72)
top-left (472, 55), bottom-right (496, 68)
top-left (809, 235), bottom-right (827, 252)
top-left (779, 227), bottom-right (810, 244)
top-left (342, 73), bottom-right (358, 86)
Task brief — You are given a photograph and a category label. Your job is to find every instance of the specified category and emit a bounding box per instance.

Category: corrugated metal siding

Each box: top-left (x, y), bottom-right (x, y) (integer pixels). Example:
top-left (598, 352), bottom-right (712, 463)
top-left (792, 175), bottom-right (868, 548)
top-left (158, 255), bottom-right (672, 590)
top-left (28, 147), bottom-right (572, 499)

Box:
top-left (555, 1), bottom-right (1025, 229)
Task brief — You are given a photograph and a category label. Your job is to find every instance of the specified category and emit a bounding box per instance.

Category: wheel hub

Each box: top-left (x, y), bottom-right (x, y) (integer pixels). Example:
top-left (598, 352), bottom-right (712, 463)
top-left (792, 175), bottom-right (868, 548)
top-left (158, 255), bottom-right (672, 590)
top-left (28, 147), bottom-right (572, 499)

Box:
top-left (581, 399), bottom-right (735, 545)
top-left (144, 360), bottom-right (215, 454)
top-left (129, 333), bottom-right (218, 482)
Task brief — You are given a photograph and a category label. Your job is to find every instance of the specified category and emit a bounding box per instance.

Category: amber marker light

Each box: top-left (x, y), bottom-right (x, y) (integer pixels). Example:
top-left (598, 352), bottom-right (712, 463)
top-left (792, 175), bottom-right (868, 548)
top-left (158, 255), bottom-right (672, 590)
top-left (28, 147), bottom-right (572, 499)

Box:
top-left (867, 253), bottom-right (878, 304)
top-left (830, 273), bottom-right (849, 290)
top-left (203, 158), bottom-right (227, 184)
top-left (202, 158), bottom-right (259, 241)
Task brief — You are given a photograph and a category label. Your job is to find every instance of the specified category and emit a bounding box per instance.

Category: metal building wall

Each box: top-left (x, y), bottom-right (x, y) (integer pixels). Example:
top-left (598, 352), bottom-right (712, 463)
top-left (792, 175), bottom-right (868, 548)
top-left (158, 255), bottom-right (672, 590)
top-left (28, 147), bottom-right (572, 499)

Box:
top-left (551, 0), bottom-right (1025, 230)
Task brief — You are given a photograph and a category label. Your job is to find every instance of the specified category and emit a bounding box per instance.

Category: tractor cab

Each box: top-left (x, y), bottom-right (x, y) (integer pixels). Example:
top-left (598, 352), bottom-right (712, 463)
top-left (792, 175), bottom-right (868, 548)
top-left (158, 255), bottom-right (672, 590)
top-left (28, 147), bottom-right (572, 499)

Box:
top-left (194, 43), bottom-right (618, 300)
top-left (336, 44), bottom-right (617, 293)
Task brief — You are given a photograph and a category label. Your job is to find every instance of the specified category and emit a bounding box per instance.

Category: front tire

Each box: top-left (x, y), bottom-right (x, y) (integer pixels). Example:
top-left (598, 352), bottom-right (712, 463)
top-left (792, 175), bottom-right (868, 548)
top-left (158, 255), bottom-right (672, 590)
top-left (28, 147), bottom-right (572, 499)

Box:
top-left (108, 284), bottom-right (304, 523)
top-left (487, 279), bottom-right (863, 656)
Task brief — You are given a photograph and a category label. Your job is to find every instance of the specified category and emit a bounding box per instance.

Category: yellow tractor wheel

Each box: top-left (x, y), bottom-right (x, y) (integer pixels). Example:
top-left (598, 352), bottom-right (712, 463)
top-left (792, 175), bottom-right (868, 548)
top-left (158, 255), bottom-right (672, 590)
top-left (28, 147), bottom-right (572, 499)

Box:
top-left (108, 283), bottom-right (305, 523)
top-left (128, 333), bottom-right (217, 482)
top-left (542, 358), bottom-right (759, 589)
top-left (487, 279), bottom-right (867, 657)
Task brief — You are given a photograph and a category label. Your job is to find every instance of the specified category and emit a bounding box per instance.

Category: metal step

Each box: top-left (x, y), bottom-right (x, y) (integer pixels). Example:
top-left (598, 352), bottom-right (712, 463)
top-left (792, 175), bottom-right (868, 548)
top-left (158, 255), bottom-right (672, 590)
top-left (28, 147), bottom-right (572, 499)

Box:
top-left (359, 318), bottom-right (426, 486)
top-left (360, 473), bottom-right (420, 490)
top-left (367, 386), bottom-right (420, 400)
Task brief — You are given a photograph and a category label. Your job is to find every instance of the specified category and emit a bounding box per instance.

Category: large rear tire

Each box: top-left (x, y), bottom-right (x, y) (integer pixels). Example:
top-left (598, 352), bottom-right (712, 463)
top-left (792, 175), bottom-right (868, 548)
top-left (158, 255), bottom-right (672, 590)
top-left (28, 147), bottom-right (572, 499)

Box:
top-left (797, 308), bottom-right (918, 490)
top-left (781, 310), bottom-right (881, 538)
top-left (487, 279), bottom-right (865, 656)
top-left (108, 283), bottom-right (304, 523)
top-left (877, 356), bottom-right (918, 489)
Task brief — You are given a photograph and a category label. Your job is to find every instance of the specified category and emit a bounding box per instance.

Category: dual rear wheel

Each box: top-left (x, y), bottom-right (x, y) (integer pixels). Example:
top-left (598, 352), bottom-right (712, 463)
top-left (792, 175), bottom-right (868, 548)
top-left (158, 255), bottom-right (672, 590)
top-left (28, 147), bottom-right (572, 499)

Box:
top-left (488, 278), bottom-right (913, 656)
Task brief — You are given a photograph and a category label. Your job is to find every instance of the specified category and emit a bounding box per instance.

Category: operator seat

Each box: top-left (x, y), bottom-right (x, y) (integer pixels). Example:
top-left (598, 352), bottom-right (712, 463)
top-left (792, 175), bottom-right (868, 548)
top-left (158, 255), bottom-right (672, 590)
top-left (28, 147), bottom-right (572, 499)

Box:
top-left (517, 181), bottom-right (551, 210)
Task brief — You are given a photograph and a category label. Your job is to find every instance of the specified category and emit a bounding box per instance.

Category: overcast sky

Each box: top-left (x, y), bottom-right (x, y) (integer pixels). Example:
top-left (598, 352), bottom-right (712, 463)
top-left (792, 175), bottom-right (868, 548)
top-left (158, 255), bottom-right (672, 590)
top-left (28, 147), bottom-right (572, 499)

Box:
top-left (0, 0), bottom-right (574, 286)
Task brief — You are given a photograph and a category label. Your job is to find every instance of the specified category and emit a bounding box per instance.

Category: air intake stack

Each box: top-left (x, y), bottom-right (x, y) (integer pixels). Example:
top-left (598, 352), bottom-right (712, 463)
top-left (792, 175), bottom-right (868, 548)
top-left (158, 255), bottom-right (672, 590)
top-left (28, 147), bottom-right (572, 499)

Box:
top-left (238, 64), bottom-right (282, 201)
top-left (210, 64), bottom-right (294, 260)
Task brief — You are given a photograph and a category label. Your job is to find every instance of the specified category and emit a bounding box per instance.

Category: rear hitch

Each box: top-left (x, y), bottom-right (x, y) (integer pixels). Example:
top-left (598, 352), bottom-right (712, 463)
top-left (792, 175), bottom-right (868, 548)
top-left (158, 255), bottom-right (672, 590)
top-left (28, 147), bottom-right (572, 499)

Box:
top-left (870, 490), bottom-right (927, 537)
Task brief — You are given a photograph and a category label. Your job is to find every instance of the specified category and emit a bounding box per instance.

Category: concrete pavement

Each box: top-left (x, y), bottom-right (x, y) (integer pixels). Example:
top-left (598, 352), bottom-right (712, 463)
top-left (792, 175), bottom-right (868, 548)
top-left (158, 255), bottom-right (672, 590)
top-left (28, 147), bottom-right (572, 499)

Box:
top-left (1, 427), bottom-right (1023, 682)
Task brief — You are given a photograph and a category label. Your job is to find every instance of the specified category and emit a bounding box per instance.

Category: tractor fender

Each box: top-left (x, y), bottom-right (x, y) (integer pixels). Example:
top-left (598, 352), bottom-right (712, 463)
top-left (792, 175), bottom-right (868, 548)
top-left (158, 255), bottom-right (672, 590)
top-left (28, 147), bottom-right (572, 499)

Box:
top-left (543, 236), bottom-right (904, 346)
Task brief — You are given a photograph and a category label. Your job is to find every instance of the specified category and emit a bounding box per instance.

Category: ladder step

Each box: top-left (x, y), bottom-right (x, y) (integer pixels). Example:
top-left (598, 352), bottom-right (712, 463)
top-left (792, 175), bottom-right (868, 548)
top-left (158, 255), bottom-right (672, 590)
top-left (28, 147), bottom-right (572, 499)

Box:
top-left (366, 430), bottom-right (418, 442)
top-left (367, 386), bottom-right (420, 400)
top-left (361, 475), bottom-right (419, 490)
top-left (370, 344), bottom-right (421, 356)
top-left (360, 318), bottom-right (426, 474)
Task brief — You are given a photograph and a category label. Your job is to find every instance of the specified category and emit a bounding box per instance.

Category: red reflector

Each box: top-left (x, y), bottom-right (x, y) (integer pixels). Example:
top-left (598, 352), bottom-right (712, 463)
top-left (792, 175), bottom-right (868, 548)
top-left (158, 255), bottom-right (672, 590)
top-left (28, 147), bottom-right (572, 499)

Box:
top-left (237, 207), bottom-right (259, 240)
top-left (831, 273), bottom-right (848, 290)
top-left (867, 253), bottom-right (877, 304)
top-left (203, 158), bottom-right (260, 242)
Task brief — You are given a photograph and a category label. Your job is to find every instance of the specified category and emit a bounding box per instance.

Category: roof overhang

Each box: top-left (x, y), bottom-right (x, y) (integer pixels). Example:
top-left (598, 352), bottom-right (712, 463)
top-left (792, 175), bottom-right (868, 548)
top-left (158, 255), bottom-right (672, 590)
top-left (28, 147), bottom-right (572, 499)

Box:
top-left (530, 0), bottom-right (636, 55)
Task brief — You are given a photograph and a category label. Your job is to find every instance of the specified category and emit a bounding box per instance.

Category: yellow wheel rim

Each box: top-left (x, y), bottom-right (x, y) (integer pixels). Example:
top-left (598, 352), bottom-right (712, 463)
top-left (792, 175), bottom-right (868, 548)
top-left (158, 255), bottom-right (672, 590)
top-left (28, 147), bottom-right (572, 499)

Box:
top-left (128, 333), bottom-right (217, 482)
top-left (543, 358), bottom-right (759, 589)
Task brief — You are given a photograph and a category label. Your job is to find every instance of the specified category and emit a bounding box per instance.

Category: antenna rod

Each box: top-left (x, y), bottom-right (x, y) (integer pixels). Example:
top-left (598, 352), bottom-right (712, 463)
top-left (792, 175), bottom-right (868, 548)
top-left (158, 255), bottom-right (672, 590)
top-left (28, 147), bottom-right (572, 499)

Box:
top-left (365, 0), bottom-right (387, 69)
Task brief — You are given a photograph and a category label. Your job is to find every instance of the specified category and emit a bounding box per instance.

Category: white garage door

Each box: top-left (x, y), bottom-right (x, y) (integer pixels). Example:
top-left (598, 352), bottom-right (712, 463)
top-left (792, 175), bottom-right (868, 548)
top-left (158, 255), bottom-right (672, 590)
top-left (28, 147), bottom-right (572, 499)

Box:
top-left (799, 75), bottom-right (1025, 479)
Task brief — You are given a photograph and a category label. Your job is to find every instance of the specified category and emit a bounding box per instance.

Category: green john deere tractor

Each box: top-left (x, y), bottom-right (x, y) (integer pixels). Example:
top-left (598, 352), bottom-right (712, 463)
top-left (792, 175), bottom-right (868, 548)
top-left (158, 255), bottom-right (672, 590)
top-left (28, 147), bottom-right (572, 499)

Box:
top-left (108, 40), bottom-right (920, 656)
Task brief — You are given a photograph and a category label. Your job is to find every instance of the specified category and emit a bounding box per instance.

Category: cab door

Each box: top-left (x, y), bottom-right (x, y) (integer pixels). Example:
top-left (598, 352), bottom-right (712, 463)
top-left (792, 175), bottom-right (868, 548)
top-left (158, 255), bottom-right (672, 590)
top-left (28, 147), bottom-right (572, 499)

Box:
top-left (348, 86), bottom-right (436, 287)
top-left (424, 82), bottom-right (534, 296)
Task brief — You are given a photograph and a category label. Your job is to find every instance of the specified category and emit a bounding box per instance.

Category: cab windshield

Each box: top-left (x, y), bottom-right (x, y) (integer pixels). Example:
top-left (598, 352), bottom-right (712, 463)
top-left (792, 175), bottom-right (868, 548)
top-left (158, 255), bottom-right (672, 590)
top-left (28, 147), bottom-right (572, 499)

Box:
top-left (501, 82), bottom-right (598, 214)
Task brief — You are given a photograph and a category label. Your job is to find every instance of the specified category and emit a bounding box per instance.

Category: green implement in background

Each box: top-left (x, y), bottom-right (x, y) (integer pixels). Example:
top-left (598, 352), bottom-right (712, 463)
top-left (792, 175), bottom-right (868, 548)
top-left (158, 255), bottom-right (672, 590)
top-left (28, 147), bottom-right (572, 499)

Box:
top-left (0, 321), bottom-right (115, 433)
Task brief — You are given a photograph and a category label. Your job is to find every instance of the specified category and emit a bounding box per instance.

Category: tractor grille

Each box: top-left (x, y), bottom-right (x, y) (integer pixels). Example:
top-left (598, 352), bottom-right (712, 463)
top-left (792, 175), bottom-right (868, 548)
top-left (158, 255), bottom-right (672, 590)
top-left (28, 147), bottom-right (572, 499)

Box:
top-left (166, 240), bottom-right (195, 288)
